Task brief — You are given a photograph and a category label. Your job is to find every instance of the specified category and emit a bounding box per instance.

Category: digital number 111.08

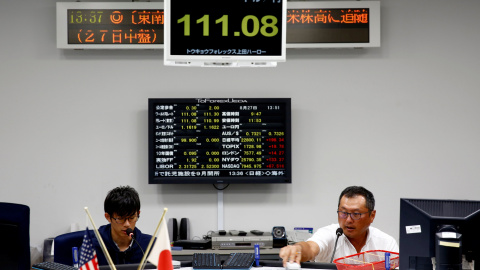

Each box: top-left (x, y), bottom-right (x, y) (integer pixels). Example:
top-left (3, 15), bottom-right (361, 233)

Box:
top-left (177, 14), bottom-right (278, 37)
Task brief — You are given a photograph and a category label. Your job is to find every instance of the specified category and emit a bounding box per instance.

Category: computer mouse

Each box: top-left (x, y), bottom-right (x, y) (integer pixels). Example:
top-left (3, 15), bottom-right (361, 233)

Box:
top-left (286, 262), bottom-right (301, 270)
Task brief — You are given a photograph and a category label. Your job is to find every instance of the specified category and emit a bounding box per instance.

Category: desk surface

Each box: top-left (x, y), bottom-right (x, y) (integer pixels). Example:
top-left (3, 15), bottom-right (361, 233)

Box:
top-left (179, 267), bottom-right (333, 270)
top-left (172, 248), bottom-right (281, 255)
top-left (172, 248), bottom-right (281, 262)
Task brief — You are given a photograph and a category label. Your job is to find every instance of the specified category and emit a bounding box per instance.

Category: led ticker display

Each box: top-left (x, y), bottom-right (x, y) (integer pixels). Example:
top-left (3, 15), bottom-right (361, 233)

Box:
top-left (285, 1), bottom-right (380, 48)
top-left (148, 98), bottom-right (291, 184)
top-left (67, 9), bottom-right (163, 45)
top-left (57, 2), bottom-right (164, 49)
top-left (57, 1), bottom-right (379, 50)
top-left (287, 8), bottom-right (369, 43)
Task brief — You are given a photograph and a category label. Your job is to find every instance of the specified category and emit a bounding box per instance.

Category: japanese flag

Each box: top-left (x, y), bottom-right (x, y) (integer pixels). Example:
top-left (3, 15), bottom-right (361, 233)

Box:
top-left (147, 218), bottom-right (173, 270)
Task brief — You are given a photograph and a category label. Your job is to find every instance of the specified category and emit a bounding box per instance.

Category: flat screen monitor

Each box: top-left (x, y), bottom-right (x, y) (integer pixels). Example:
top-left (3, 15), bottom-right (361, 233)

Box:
top-left (399, 198), bottom-right (480, 270)
top-left (163, 0), bottom-right (286, 67)
top-left (148, 98), bottom-right (291, 184)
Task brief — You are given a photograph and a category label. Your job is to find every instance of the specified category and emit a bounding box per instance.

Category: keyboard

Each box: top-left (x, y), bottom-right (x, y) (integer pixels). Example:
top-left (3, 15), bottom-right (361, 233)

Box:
top-left (223, 253), bottom-right (255, 269)
top-left (193, 253), bottom-right (222, 269)
top-left (32, 261), bottom-right (77, 270)
top-left (192, 253), bottom-right (255, 270)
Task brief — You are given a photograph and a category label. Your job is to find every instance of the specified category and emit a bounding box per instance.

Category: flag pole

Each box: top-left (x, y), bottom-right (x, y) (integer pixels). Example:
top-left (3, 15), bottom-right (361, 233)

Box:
top-left (138, 208), bottom-right (168, 270)
top-left (84, 207), bottom-right (117, 270)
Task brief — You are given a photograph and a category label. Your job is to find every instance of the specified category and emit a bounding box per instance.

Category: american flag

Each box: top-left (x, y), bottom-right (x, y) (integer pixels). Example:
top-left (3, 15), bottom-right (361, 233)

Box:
top-left (79, 229), bottom-right (99, 270)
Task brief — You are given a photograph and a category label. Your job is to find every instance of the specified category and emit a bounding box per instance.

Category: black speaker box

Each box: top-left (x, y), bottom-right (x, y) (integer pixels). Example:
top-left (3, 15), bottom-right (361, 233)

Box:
top-left (168, 218), bottom-right (178, 241)
top-left (179, 218), bottom-right (190, 240)
top-left (272, 226), bottom-right (288, 248)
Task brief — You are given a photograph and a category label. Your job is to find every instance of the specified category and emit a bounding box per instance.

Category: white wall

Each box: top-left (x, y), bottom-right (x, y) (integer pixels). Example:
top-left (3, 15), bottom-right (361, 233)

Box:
top-left (1, 0), bottom-right (480, 264)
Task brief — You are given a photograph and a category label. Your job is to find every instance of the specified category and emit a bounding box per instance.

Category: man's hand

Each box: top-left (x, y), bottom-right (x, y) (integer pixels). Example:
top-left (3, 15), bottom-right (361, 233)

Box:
top-left (279, 241), bottom-right (320, 267)
top-left (279, 244), bottom-right (303, 267)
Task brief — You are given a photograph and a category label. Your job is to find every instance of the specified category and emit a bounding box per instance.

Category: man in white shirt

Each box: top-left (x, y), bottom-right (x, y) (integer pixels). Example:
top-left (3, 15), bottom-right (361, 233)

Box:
top-left (279, 186), bottom-right (398, 265)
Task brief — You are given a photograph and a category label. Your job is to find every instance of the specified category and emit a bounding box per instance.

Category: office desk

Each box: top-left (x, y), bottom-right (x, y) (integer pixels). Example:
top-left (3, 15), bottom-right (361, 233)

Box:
top-left (172, 248), bottom-right (281, 261)
top-left (173, 249), bottom-right (337, 269)
top-left (178, 266), bottom-right (335, 270)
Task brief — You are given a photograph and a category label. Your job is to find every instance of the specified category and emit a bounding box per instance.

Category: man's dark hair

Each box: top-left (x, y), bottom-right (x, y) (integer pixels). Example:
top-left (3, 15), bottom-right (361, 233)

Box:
top-left (104, 186), bottom-right (141, 217)
top-left (338, 186), bottom-right (375, 212)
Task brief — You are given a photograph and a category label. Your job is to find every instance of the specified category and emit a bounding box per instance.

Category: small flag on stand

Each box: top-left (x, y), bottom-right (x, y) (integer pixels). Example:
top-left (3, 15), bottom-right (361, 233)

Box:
top-left (147, 217), bottom-right (173, 270)
top-left (79, 228), bottom-right (99, 270)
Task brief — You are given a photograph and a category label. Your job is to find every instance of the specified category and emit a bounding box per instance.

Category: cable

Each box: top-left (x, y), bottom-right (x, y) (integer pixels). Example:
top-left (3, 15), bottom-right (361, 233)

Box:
top-left (127, 228), bottom-right (145, 255)
top-left (203, 230), bottom-right (215, 240)
top-left (133, 237), bottom-right (145, 255)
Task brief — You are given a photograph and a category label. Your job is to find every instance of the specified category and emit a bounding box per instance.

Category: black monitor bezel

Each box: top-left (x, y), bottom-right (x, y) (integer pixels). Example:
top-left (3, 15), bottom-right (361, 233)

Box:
top-left (399, 198), bottom-right (480, 270)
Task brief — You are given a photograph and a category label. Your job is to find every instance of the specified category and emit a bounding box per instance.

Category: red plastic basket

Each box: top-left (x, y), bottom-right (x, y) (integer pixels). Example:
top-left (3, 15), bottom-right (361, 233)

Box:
top-left (333, 250), bottom-right (399, 270)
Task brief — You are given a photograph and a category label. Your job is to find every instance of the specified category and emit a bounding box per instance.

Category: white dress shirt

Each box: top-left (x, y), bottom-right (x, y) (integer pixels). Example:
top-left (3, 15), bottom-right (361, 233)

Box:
top-left (306, 223), bottom-right (399, 263)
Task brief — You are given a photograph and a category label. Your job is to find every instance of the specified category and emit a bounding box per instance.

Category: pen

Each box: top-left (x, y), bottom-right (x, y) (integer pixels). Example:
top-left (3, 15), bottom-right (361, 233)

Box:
top-left (385, 252), bottom-right (390, 270)
top-left (254, 244), bottom-right (260, 267)
top-left (72, 247), bottom-right (79, 268)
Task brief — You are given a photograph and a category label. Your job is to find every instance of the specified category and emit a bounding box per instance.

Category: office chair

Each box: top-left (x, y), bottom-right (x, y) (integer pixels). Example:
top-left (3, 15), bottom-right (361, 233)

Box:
top-left (0, 202), bottom-right (31, 270)
top-left (53, 230), bottom-right (93, 265)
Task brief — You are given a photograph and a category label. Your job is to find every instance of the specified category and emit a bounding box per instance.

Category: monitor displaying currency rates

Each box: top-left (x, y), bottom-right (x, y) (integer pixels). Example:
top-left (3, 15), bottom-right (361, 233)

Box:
top-left (148, 98), bottom-right (291, 184)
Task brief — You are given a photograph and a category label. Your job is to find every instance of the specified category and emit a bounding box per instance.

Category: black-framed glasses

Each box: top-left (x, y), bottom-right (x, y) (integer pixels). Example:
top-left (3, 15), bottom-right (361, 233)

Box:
top-left (111, 215), bottom-right (139, 224)
top-left (337, 211), bottom-right (369, 220)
